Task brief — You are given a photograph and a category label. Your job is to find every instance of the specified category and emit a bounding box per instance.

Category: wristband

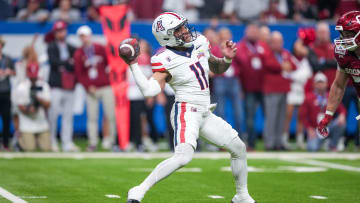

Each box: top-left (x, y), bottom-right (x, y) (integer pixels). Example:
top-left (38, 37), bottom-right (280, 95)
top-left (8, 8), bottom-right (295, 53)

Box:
top-left (325, 110), bottom-right (334, 116)
top-left (223, 57), bottom-right (232, 63)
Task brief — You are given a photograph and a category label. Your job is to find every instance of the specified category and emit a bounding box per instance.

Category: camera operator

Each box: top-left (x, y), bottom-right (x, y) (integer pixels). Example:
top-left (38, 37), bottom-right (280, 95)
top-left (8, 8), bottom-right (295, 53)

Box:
top-left (12, 63), bottom-right (51, 151)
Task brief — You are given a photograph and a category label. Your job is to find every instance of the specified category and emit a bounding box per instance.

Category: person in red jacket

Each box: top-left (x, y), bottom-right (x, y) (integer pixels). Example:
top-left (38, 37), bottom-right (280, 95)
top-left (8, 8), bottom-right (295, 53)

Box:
top-left (300, 72), bottom-right (346, 151)
top-left (233, 23), bottom-right (265, 150)
top-left (74, 25), bottom-right (116, 152)
top-left (262, 31), bottom-right (296, 150)
top-left (308, 22), bottom-right (337, 86)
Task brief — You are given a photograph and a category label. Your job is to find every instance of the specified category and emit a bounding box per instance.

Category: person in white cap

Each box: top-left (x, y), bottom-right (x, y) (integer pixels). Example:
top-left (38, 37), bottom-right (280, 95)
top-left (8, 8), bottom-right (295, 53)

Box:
top-left (74, 25), bottom-right (117, 152)
top-left (300, 72), bottom-right (346, 151)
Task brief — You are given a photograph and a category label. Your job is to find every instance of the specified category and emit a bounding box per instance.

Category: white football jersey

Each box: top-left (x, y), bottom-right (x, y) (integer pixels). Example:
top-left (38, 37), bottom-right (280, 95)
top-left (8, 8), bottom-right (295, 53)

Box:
top-left (151, 35), bottom-right (211, 106)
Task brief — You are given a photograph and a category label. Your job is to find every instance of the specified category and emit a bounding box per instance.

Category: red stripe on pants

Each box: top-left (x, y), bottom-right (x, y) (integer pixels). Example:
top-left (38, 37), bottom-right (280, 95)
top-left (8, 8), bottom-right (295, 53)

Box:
top-left (180, 102), bottom-right (187, 143)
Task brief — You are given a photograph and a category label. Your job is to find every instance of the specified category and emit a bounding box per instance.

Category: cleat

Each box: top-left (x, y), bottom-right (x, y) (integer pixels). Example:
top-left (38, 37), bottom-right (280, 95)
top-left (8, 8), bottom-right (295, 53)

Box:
top-left (127, 186), bottom-right (145, 202)
top-left (126, 199), bottom-right (140, 203)
top-left (231, 194), bottom-right (256, 203)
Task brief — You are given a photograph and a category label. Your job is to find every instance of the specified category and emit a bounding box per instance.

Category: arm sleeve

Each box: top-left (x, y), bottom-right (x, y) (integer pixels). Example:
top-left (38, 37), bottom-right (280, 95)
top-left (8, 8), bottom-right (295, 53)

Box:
top-left (130, 63), bottom-right (161, 98)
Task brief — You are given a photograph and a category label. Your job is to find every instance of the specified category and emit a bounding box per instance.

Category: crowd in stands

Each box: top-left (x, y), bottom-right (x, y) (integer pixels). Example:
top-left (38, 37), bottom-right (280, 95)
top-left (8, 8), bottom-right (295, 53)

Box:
top-left (0, 0), bottom-right (358, 23)
top-left (0, 1), bottom-right (359, 153)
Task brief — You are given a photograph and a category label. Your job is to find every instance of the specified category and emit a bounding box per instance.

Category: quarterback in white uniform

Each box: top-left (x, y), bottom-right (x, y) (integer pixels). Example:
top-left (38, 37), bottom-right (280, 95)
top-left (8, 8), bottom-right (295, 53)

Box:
top-left (123, 12), bottom-right (256, 203)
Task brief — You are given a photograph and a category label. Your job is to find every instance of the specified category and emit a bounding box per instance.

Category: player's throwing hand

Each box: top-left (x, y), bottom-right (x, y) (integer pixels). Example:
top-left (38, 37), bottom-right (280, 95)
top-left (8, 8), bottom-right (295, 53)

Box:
top-left (119, 38), bottom-right (140, 65)
top-left (221, 40), bottom-right (237, 60)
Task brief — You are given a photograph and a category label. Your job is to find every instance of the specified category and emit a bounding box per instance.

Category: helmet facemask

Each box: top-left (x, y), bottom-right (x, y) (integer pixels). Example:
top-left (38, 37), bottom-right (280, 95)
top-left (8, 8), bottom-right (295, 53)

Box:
top-left (334, 29), bottom-right (360, 52)
top-left (170, 21), bottom-right (197, 48)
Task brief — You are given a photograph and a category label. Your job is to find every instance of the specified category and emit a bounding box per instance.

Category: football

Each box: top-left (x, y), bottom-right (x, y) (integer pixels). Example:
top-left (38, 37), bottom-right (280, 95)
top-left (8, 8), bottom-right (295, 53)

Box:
top-left (119, 38), bottom-right (140, 63)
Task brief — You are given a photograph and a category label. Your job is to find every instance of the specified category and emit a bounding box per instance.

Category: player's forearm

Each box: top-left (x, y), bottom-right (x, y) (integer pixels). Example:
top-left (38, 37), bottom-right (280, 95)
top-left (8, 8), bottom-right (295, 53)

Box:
top-left (208, 55), bottom-right (232, 74)
top-left (326, 81), bottom-right (346, 114)
top-left (130, 63), bottom-right (161, 98)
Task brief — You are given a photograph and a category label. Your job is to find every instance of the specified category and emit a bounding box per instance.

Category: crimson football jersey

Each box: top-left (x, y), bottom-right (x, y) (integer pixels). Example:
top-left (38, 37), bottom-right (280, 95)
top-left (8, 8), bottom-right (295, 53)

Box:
top-left (335, 47), bottom-right (360, 96)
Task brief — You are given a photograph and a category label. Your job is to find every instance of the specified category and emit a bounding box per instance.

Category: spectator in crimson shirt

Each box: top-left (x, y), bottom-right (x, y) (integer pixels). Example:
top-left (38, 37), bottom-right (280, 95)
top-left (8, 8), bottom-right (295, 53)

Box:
top-left (300, 72), bottom-right (346, 152)
top-left (233, 23), bottom-right (265, 150)
top-left (308, 22), bottom-right (337, 87)
top-left (262, 31), bottom-right (296, 150)
top-left (74, 25), bottom-right (116, 152)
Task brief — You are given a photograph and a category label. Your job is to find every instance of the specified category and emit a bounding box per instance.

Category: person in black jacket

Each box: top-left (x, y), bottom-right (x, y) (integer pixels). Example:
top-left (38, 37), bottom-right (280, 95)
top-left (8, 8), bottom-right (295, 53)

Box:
top-left (47, 21), bottom-right (78, 152)
top-left (0, 36), bottom-right (15, 151)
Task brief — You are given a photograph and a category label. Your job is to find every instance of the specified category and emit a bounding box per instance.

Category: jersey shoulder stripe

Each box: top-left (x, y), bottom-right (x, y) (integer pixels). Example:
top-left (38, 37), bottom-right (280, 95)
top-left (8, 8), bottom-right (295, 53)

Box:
top-left (151, 62), bottom-right (166, 72)
top-left (151, 53), bottom-right (167, 73)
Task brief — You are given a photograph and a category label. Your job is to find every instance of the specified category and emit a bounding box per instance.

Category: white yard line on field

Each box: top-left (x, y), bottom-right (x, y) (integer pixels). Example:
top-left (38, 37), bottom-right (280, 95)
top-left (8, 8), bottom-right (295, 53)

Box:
top-left (105, 194), bottom-right (120, 199)
top-left (0, 187), bottom-right (27, 203)
top-left (208, 195), bottom-right (224, 199)
top-left (283, 158), bottom-right (360, 172)
top-left (309, 195), bottom-right (328, 200)
top-left (18, 196), bottom-right (47, 199)
top-left (1, 152), bottom-right (360, 160)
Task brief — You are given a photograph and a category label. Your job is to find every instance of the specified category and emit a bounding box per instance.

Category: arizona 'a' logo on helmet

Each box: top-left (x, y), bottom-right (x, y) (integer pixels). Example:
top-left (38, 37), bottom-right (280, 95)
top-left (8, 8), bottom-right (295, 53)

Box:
top-left (334, 10), bottom-right (360, 52)
top-left (156, 20), bottom-right (165, 32)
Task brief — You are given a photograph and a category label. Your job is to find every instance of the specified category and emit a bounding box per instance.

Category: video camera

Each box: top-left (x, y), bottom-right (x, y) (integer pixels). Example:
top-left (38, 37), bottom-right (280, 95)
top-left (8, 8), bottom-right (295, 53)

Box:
top-left (29, 84), bottom-right (43, 109)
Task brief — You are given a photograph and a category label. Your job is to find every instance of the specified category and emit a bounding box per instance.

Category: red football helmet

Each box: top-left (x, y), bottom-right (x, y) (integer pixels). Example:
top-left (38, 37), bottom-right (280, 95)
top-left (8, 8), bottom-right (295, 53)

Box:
top-left (334, 11), bottom-right (360, 51)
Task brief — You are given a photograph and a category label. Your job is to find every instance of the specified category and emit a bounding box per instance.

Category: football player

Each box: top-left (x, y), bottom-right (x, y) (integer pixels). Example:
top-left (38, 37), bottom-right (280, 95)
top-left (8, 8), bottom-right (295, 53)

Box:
top-left (317, 11), bottom-right (360, 138)
top-left (122, 12), bottom-right (256, 203)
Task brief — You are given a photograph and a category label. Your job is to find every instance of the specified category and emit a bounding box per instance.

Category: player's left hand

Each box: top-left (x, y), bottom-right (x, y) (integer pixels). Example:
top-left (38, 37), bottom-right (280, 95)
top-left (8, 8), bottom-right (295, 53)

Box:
top-left (221, 40), bottom-right (237, 60)
top-left (316, 114), bottom-right (333, 138)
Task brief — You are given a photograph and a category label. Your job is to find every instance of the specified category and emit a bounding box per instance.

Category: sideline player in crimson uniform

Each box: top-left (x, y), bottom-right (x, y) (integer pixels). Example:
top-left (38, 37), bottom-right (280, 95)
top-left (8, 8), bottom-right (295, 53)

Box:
top-left (121, 12), bottom-right (256, 203)
top-left (317, 11), bottom-right (360, 138)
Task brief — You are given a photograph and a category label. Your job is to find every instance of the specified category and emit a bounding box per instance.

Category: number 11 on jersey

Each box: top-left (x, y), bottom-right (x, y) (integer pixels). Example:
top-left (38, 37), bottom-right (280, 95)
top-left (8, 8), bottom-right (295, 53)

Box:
top-left (189, 62), bottom-right (209, 90)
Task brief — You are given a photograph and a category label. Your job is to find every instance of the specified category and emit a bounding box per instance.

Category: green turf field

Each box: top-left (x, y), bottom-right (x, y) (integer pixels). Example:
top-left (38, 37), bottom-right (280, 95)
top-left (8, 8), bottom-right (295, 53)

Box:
top-left (0, 153), bottom-right (359, 203)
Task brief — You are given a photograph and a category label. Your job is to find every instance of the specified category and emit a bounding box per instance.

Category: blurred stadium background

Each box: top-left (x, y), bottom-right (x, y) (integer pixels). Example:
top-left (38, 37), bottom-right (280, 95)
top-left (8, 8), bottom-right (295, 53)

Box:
top-left (0, 0), bottom-right (359, 152)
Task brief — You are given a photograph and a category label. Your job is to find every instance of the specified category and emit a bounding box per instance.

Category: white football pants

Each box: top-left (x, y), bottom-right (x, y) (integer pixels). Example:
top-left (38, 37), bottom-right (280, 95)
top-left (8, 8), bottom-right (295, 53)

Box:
top-left (131, 102), bottom-right (249, 201)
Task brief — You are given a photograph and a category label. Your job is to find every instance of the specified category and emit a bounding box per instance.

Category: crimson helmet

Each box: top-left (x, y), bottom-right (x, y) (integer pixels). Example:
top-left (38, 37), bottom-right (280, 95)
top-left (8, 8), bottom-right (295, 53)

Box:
top-left (334, 11), bottom-right (360, 51)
